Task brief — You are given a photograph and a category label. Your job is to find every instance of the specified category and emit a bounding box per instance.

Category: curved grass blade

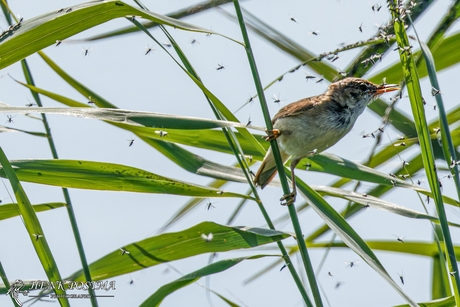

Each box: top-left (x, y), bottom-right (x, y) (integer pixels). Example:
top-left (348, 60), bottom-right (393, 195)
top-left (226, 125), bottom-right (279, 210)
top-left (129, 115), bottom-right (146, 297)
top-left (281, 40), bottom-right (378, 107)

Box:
top-left (393, 296), bottom-right (454, 307)
top-left (0, 202), bottom-right (65, 221)
top-left (414, 33), bottom-right (460, 200)
top-left (67, 222), bottom-right (290, 281)
top-left (302, 241), bottom-right (460, 258)
top-left (0, 0), bottom-right (239, 69)
top-left (208, 288), bottom-right (241, 307)
top-left (138, 7), bottom-right (277, 267)
top-left (305, 153), bottom-right (413, 187)
top-left (141, 136), bottom-right (252, 183)
top-left (140, 255), bottom-right (279, 307)
top-left (120, 124), bottom-right (266, 158)
top-left (302, 153), bottom-right (459, 207)
top-left (0, 104), bottom-right (264, 131)
top-left (37, 51), bottom-right (118, 109)
top-left (0, 159), bottom-right (252, 199)
top-left (293, 173), bottom-right (419, 306)
top-left (0, 148), bottom-right (69, 306)
top-left (316, 186), bottom-right (460, 227)
top-left (0, 126), bottom-right (47, 137)
top-left (12, 76), bottom-right (266, 159)
top-left (312, 151), bottom-right (457, 245)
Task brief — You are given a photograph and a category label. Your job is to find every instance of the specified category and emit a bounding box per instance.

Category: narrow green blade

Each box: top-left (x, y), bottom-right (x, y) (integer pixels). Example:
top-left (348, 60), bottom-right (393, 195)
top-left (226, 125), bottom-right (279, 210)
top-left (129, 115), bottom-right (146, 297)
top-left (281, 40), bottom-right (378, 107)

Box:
top-left (67, 222), bottom-right (290, 281)
top-left (0, 148), bottom-right (69, 306)
top-left (140, 255), bottom-right (279, 307)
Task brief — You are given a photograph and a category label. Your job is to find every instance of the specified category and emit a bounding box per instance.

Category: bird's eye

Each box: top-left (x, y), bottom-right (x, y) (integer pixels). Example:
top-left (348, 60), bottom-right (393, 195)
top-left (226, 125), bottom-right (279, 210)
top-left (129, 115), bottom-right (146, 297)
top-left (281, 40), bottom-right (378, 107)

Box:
top-left (359, 84), bottom-right (369, 92)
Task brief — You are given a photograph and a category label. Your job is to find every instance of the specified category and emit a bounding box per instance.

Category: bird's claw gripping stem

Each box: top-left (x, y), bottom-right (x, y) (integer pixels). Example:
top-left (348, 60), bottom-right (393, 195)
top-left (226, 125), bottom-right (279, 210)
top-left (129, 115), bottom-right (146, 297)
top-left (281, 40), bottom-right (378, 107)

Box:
top-left (265, 129), bottom-right (281, 141)
top-left (280, 191), bottom-right (296, 206)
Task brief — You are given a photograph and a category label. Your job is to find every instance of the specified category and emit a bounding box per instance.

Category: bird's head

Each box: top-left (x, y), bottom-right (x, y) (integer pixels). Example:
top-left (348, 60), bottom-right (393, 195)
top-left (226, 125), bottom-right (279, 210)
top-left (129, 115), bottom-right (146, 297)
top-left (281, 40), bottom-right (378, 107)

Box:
top-left (327, 77), bottom-right (400, 110)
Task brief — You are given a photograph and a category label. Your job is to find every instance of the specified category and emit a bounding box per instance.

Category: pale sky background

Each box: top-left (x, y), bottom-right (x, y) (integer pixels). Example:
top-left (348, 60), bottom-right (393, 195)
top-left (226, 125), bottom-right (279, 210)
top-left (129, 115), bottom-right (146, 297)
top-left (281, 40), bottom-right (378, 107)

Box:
top-left (0, 0), bottom-right (460, 306)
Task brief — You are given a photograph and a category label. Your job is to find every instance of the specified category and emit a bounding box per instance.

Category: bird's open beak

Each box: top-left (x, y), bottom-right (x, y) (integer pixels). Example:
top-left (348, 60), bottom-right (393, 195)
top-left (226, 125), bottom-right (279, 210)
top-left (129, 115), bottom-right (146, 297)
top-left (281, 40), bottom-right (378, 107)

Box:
top-left (375, 84), bottom-right (400, 94)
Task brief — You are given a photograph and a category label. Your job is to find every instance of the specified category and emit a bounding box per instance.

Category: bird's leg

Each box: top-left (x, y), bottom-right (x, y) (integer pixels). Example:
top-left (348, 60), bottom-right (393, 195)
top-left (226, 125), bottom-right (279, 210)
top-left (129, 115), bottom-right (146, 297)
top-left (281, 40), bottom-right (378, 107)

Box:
top-left (280, 158), bottom-right (302, 205)
top-left (265, 128), bottom-right (281, 141)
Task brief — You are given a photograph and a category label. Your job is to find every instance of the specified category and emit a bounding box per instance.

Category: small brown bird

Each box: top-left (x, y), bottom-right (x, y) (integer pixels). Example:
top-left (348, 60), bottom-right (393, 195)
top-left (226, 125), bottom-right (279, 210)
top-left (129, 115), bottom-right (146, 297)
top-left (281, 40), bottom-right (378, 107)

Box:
top-left (254, 77), bottom-right (400, 204)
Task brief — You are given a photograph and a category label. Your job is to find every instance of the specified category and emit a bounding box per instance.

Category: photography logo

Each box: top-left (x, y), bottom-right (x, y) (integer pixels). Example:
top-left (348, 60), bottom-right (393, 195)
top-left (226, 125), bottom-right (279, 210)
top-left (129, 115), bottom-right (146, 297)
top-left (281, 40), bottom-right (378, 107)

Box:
top-left (6, 279), bottom-right (27, 306)
top-left (6, 279), bottom-right (116, 305)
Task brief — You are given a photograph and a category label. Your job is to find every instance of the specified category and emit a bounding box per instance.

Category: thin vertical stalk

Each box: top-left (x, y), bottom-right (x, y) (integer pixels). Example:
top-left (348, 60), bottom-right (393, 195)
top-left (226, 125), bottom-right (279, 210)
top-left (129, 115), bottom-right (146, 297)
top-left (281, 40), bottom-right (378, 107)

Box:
top-left (0, 261), bottom-right (20, 307)
top-left (389, 0), bottom-right (460, 303)
top-left (409, 15), bottom-right (460, 201)
top-left (21, 60), bottom-right (98, 306)
top-left (232, 1), bottom-right (323, 306)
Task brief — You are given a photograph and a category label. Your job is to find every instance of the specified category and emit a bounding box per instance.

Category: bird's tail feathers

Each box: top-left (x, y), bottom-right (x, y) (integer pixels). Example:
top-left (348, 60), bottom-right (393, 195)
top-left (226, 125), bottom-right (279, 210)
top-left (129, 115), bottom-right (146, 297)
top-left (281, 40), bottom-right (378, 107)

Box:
top-left (254, 147), bottom-right (291, 189)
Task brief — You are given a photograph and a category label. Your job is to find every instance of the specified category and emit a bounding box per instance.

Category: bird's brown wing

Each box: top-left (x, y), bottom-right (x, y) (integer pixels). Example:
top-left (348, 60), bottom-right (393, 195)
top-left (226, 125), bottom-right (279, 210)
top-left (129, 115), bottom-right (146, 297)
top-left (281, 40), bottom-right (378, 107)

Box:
top-left (272, 95), bottom-right (321, 124)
